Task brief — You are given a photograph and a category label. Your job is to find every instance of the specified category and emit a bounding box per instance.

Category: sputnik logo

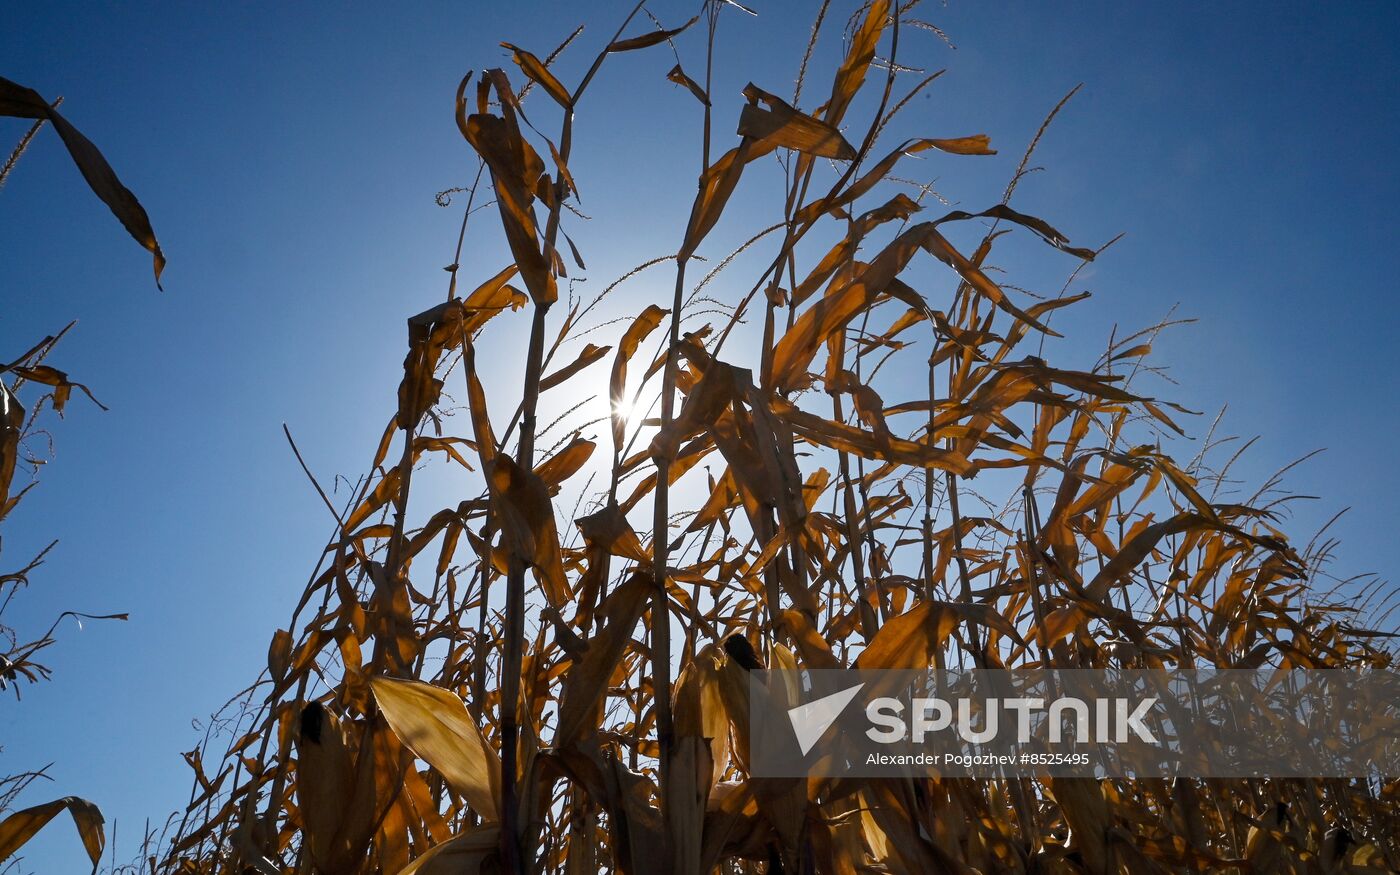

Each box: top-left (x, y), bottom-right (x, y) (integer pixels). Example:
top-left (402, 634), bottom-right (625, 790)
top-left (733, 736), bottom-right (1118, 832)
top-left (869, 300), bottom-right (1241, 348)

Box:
top-left (786, 683), bottom-right (865, 755)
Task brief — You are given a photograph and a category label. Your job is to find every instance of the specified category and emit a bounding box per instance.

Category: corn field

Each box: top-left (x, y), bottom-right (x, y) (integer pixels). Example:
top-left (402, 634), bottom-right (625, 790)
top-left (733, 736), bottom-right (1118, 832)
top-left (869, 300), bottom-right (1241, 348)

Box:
top-left (6, 2), bottom-right (1400, 874)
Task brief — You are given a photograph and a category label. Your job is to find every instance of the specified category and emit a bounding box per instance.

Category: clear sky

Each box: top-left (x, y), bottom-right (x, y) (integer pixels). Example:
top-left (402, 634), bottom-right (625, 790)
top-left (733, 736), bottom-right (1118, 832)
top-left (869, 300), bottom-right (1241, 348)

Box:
top-left (3, 1), bottom-right (1398, 870)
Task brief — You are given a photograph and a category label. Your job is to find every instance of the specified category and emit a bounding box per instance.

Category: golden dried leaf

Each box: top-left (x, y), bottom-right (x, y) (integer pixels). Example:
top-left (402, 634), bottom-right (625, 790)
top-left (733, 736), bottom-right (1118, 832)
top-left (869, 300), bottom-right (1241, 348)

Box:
top-left (9, 365), bottom-right (105, 414)
top-left (575, 501), bottom-right (649, 562)
top-left (459, 77), bottom-right (555, 305)
top-left (0, 796), bottom-right (104, 871)
top-left (610, 304), bottom-right (668, 446)
top-left (534, 436), bottom-right (595, 488)
top-left (490, 453), bottom-right (568, 606)
top-left (823, 0), bottom-right (889, 127)
top-left (502, 43), bottom-right (572, 108)
top-left (925, 135), bottom-right (995, 155)
top-left (267, 628), bottom-right (292, 686)
top-left (540, 342), bottom-right (611, 391)
top-left (737, 85), bottom-right (856, 160)
top-left (370, 677), bottom-right (502, 821)
top-left (680, 142), bottom-right (754, 260)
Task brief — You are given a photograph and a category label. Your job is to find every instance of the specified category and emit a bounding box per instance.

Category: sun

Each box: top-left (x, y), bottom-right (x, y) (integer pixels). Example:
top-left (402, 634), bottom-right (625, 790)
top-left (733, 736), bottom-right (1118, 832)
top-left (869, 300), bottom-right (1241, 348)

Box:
top-left (611, 392), bottom-right (635, 425)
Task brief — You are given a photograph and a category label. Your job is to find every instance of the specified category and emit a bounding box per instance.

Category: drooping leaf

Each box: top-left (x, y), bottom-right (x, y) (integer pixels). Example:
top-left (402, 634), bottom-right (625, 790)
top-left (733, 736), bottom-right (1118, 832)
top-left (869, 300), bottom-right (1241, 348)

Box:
top-left (666, 64), bottom-right (709, 106)
top-left (8, 365), bottom-right (105, 413)
top-left (0, 796), bottom-right (104, 872)
top-left (0, 382), bottom-right (23, 507)
top-left (575, 501), bottom-right (650, 563)
top-left (459, 74), bottom-right (556, 305)
top-left (0, 76), bottom-right (165, 286)
top-left (490, 453), bottom-right (568, 605)
top-left (855, 601), bottom-right (1020, 670)
top-left (371, 677), bottom-right (502, 821)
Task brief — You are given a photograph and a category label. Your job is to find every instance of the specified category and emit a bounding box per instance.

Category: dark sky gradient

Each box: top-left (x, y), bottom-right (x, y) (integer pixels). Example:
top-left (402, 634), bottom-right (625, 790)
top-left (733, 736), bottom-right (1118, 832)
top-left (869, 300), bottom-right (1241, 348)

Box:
top-left (2, 2), bottom-right (1397, 870)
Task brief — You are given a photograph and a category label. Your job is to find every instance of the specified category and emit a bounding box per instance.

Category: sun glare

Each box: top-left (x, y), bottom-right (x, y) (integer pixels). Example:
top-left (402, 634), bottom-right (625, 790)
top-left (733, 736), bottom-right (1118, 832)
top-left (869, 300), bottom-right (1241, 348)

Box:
top-left (610, 393), bottom-right (634, 424)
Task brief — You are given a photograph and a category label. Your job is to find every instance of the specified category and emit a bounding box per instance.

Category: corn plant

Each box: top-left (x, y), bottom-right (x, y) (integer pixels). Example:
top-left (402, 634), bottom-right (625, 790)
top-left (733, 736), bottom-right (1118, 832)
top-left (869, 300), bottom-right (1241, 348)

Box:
top-left (159, 4), bottom-right (1397, 874)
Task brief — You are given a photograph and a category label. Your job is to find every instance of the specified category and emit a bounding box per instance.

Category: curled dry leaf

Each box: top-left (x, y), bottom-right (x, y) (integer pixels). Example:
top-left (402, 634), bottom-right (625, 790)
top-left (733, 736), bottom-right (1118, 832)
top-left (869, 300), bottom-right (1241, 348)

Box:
top-left (490, 453), bottom-right (568, 605)
top-left (7, 365), bottom-right (106, 413)
top-left (666, 64), bottom-right (710, 106)
top-left (737, 84), bottom-right (856, 161)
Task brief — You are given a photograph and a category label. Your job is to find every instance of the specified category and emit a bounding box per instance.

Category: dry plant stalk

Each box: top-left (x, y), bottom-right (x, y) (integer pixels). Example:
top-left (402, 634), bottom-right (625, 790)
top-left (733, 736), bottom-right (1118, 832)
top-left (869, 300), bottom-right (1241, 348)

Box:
top-left (155, 4), bottom-right (1397, 874)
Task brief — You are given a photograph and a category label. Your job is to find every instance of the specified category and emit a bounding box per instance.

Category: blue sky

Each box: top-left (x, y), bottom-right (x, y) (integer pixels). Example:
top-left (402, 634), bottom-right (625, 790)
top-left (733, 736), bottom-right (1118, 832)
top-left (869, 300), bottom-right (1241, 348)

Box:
top-left (2, 1), bottom-right (1397, 870)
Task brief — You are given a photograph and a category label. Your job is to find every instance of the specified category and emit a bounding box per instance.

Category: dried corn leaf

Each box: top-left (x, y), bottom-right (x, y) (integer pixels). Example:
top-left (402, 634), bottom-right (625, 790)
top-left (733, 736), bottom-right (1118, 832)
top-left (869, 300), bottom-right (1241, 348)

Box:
top-left (0, 796), bottom-right (104, 872)
top-left (0, 382), bottom-right (22, 506)
top-left (502, 43), bottom-right (572, 108)
top-left (824, 0), bottom-right (889, 127)
top-left (490, 453), bottom-right (568, 605)
top-left (737, 84), bottom-right (855, 160)
top-left (0, 76), bottom-right (164, 285)
top-left (459, 76), bottom-right (556, 305)
top-left (370, 677), bottom-right (502, 821)
top-left (534, 437), bottom-right (595, 489)
top-left (610, 304), bottom-right (668, 446)
top-left (540, 342), bottom-right (611, 391)
top-left (607, 15), bottom-right (699, 53)
top-left (556, 572), bottom-right (650, 747)
top-left (666, 64), bottom-right (709, 105)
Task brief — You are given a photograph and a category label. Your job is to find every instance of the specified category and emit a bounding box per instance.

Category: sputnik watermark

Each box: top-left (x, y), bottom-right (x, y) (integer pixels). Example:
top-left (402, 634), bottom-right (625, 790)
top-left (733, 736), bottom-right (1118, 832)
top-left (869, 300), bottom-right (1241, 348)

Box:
top-left (751, 669), bottom-right (1400, 778)
top-left (786, 683), bottom-right (865, 755)
top-left (862, 695), bottom-right (1157, 744)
